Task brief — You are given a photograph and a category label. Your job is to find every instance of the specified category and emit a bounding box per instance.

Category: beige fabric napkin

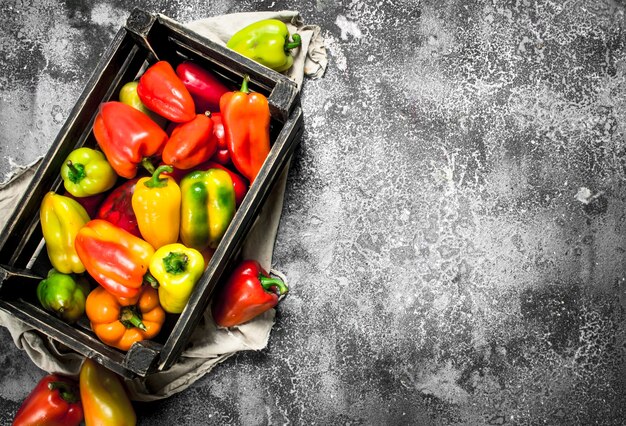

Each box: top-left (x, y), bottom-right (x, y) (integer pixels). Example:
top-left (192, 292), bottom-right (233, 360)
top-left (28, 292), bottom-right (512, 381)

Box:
top-left (0, 10), bottom-right (326, 401)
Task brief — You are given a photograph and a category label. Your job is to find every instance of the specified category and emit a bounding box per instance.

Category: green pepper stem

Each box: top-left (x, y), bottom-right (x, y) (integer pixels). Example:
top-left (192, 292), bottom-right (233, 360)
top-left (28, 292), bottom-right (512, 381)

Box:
top-left (163, 251), bottom-right (189, 274)
top-left (259, 275), bottom-right (289, 296)
top-left (240, 74), bottom-right (250, 94)
top-left (285, 33), bottom-right (302, 50)
top-left (120, 307), bottom-right (147, 331)
top-left (144, 272), bottom-right (159, 288)
top-left (144, 165), bottom-right (173, 188)
top-left (66, 160), bottom-right (86, 184)
top-left (141, 157), bottom-right (156, 175)
top-left (48, 381), bottom-right (80, 404)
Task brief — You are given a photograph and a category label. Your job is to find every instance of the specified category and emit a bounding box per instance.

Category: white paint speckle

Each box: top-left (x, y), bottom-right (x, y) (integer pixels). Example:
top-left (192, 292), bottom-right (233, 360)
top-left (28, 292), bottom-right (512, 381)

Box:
top-left (335, 15), bottom-right (362, 40)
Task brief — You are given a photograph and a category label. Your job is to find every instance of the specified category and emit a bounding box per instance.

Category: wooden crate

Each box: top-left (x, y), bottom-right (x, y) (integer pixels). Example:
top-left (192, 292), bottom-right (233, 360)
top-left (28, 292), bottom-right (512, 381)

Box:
top-left (0, 8), bottom-right (303, 379)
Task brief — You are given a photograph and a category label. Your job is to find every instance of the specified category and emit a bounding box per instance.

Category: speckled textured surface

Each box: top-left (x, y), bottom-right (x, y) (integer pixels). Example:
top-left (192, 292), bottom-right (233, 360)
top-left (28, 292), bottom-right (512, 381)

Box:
top-left (1, 0), bottom-right (626, 425)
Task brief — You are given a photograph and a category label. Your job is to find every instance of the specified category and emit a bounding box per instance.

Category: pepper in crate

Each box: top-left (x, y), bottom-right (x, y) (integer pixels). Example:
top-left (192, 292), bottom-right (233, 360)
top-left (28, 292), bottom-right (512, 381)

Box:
top-left (36, 269), bottom-right (90, 324)
top-left (148, 243), bottom-right (205, 314)
top-left (74, 219), bottom-right (154, 299)
top-left (60, 147), bottom-right (117, 198)
top-left (40, 192), bottom-right (90, 274)
top-left (85, 285), bottom-right (165, 351)
top-left (93, 101), bottom-right (168, 179)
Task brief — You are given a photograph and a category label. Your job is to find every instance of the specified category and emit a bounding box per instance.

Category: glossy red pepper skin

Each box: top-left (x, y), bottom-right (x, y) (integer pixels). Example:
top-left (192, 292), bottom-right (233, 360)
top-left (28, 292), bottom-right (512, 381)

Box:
top-left (162, 113), bottom-right (217, 170)
top-left (220, 75), bottom-right (271, 182)
top-left (211, 259), bottom-right (288, 328)
top-left (93, 101), bottom-right (168, 179)
top-left (138, 61), bottom-right (196, 123)
top-left (96, 177), bottom-right (142, 238)
top-left (176, 61), bottom-right (230, 113)
top-left (209, 112), bottom-right (230, 165)
top-left (12, 374), bottom-right (83, 426)
top-left (63, 191), bottom-right (105, 218)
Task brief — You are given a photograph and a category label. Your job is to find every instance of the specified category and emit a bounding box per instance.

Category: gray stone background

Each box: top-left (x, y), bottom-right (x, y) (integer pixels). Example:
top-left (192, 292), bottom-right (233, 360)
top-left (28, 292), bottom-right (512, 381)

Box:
top-left (1, 0), bottom-right (626, 425)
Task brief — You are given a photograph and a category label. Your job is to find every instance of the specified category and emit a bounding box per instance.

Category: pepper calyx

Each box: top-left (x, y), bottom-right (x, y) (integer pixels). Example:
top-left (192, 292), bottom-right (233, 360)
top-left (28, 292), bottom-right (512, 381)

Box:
top-left (144, 165), bottom-right (173, 189)
top-left (163, 251), bottom-right (189, 274)
top-left (66, 161), bottom-right (86, 184)
top-left (119, 306), bottom-right (147, 331)
top-left (285, 33), bottom-right (301, 51)
top-left (48, 381), bottom-right (80, 404)
top-left (259, 274), bottom-right (289, 296)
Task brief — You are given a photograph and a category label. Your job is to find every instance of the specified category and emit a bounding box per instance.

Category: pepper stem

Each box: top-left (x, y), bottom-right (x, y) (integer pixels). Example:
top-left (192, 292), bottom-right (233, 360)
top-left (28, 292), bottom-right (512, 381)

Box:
top-left (120, 306), bottom-right (147, 331)
top-left (66, 160), bottom-right (86, 184)
top-left (141, 157), bottom-right (156, 175)
top-left (240, 74), bottom-right (250, 94)
top-left (48, 381), bottom-right (80, 404)
top-left (144, 165), bottom-right (173, 188)
top-left (259, 275), bottom-right (289, 296)
top-left (285, 33), bottom-right (302, 50)
top-left (163, 251), bottom-right (189, 274)
top-left (144, 272), bottom-right (159, 288)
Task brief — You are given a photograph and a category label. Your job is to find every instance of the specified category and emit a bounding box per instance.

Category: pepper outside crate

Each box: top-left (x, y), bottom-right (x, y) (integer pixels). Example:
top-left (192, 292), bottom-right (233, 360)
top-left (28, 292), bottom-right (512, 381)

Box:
top-left (0, 9), bottom-right (303, 379)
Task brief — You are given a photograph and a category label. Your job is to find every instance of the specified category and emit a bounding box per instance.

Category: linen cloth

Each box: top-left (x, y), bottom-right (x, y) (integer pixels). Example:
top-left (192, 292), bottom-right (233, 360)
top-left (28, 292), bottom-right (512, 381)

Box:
top-left (0, 10), bottom-right (326, 401)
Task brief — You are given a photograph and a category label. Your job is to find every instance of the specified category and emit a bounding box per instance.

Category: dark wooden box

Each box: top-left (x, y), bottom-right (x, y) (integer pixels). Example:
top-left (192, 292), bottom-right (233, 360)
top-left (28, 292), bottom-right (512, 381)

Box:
top-left (0, 9), bottom-right (303, 379)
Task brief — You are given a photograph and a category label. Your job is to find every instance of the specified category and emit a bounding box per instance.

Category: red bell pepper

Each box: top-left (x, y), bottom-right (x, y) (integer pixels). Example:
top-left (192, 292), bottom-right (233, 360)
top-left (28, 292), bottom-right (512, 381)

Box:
top-left (220, 75), bottom-right (271, 182)
top-left (93, 101), bottom-right (168, 179)
top-left (162, 112), bottom-right (217, 170)
top-left (12, 374), bottom-right (83, 426)
top-left (96, 177), bottom-right (142, 238)
top-left (75, 219), bottom-right (155, 299)
top-left (176, 60), bottom-right (230, 113)
top-left (209, 112), bottom-right (230, 165)
top-left (211, 259), bottom-right (288, 328)
top-left (138, 61), bottom-right (196, 123)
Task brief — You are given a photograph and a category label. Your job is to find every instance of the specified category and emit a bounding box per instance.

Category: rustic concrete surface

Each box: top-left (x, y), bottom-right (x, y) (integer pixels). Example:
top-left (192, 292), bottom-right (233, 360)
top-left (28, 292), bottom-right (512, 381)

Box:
top-left (2, 0), bottom-right (626, 425)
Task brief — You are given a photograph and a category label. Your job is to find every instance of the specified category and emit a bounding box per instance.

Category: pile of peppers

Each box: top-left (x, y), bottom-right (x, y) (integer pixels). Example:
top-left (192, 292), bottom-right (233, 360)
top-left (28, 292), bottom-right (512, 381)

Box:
top-left (37, 51), bottom-right (289, 355)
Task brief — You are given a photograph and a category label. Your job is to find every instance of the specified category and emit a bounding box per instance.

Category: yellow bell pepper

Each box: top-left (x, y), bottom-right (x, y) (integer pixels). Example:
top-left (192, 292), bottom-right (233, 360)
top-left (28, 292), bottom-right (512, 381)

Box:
top-left (79, 358), bottom-right (136, 426)
top-left (131, 165), bottom-right (181, 249)
top-left (40, 192), bottom-right (90, 274)
top-left (148, 243), bottom-right (205, 314)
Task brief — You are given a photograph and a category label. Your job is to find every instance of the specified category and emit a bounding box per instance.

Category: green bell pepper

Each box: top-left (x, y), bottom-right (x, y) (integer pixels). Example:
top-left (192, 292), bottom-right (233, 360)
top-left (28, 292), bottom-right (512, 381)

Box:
top-left (227, 19), bottom-right (302, 72)
top-left (37, 269), bottom-right (90, 324)
top-left (180, 168), bottom-right (235, 251)
top-left (61, 147), bottom-right (117, 197)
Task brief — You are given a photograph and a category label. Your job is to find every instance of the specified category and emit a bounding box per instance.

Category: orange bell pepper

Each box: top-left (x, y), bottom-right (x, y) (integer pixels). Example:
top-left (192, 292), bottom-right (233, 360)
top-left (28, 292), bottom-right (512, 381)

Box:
top-left (85, 285), bottom-right (165, 351)
top-left (219, 75), bottom-right (271, 183)
top-left (75, 219), bottom-right (155, 299)
top-left (161, 112), bottom-right (217, 170)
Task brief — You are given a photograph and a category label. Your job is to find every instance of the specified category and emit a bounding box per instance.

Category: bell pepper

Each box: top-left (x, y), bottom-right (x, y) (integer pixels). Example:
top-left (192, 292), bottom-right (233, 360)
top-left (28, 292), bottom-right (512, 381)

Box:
top-left (85, 285), bottom-right (165, 351)
top-left (227, 19), bottom-right (302, 72)
top-left (131, 165), bottom-right (181, 250)
top-left (209, 112), bottom-right (230, 165)
top-left (74, 219), bottom-right (155, 299)
top-left (211, 259), bottom-right (289, 327)
top-left (201, 161), bottom-right (248, 207)
top-left (40, 192), bottom-right (90, 274)
top-left (79, 358), bottom-right (136, 426)
top-left (175, 61), bottom-right (230, 113)
top-left (162, 113), bottom-right (217, 170)
top-left (12, 374), bottom-right (83, 426)
top-left (119, 80), bottom-right (167, 127)
top-left (220, 75), bottom-right (271, 183)
top-left (180, 168), bottom-right (235, 251)
top-left (96, 177), bottom-right (142, 238)
top-left (137, 60), bottom-right (196, 123)
top-left (60, 147), bottom-right (117, 198)
top-left (37, 269), bottom-right (90, 324)
top-left (64, 191), bottom-right (106, 219)
top-left (93, 101), bottom-right (168, 179)
top-left (148, 243), bottom-right (205, 314)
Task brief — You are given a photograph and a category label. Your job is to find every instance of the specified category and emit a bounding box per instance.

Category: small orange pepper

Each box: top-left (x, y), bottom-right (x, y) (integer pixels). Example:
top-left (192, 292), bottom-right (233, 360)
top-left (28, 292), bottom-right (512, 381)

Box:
top-left (85, 285), bottom-right (165, 351)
